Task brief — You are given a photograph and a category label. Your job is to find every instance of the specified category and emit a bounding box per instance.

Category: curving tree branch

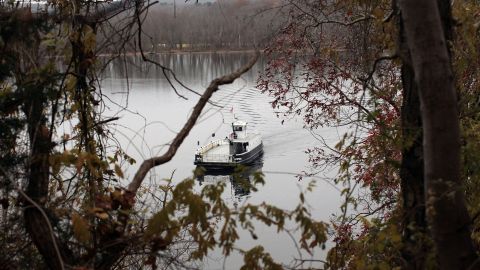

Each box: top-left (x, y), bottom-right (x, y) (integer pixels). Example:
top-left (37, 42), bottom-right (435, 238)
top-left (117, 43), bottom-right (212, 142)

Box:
top-left (127, 52), bottom-right (259, 194)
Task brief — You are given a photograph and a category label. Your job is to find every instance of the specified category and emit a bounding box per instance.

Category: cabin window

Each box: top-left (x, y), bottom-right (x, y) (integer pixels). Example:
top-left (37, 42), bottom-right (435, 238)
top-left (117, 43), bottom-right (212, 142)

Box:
top-left (233, 142), bottom-right (247, 154)
top-left (234, 126), bottom-right (243, 131)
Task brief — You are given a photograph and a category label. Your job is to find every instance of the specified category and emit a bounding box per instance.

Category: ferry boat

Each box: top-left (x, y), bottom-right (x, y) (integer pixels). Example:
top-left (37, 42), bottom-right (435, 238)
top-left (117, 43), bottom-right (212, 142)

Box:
top-left (194, 121), bottom-right (263, 170)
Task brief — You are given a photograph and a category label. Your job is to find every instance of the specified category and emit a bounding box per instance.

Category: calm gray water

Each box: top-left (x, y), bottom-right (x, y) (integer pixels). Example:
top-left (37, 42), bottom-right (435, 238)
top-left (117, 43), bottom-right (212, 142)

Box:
top-left (101, 52), bottom-right (342, 269)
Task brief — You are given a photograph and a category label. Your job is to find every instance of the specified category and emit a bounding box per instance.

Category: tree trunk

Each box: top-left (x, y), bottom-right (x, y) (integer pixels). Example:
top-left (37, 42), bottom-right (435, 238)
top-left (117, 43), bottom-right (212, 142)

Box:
top-left (399, 0), bottom-right (477, 268)
top-left (22, 90), bottom-right (74, 270)
top-left (398, 1), bottom-right (453, 268)
top-left (400, 61), bottom-right (427, 269)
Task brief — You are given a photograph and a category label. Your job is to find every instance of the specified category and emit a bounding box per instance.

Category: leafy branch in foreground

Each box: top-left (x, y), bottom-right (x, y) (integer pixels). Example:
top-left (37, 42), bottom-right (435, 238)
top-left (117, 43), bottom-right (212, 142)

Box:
top-left (144, 170), bottom-right (327, 269)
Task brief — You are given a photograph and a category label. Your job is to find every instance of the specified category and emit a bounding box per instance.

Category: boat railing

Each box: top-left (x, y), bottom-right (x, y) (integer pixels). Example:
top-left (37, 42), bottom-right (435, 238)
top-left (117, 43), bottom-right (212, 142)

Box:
top-left (196, 139), bottom-right (228, 155)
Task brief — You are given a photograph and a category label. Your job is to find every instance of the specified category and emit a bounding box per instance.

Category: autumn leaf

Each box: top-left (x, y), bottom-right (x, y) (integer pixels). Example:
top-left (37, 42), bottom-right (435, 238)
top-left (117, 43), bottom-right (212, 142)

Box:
top-left (72, 213), bottom-right (91, 245)
top-left (75, 155), bottom-right (84, 174)
top-left (95, 212), bottom-right (109, 220)
top-left (65, 75), bottom-right (77, 93)
top-left (82, 25), bottom-right (96, 52)
top-left (114, 164), bottom-right (124, 178)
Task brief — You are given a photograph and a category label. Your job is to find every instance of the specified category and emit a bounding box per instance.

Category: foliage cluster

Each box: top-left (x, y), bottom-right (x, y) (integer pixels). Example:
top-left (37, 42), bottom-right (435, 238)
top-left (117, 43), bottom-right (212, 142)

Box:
top-left (259, 0), bottom-right (480, 268)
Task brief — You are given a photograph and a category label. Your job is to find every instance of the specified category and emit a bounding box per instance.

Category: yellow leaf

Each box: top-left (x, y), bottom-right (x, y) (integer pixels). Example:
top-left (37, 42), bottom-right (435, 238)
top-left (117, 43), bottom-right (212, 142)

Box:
top-left (111, 189), bottom-right (122, 200)
top-left (114, 164), bottom-right (124, 178)
top-left (65, 75), bottom-right (77, 93)
top-left (90, 207), bottom-right (104, 213)
top-left (83, 25), bottom-right (96, 52)
top-left (95, 212), bottom-right (109, 220)
top-left (372, 7), bottom-right (384, 19)
top-left (72, 213), bottom-right (91, 245)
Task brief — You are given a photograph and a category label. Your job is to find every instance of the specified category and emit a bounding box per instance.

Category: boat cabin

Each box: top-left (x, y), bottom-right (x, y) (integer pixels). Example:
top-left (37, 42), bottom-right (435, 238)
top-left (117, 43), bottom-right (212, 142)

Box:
top-left (231, 121), bottom-right (247, 139)
top-left (230, 121), bottom-right (249, 154)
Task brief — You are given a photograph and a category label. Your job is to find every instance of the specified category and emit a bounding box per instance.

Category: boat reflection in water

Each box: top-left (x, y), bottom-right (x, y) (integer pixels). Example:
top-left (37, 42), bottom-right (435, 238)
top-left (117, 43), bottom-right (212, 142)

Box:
top-left (195, 160), bottom-right (263, 202)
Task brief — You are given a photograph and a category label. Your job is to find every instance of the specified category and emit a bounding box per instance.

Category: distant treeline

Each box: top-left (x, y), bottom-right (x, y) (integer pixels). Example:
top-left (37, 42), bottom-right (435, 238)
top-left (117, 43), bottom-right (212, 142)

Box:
top-left (100, 0), bottom-right (283, 53)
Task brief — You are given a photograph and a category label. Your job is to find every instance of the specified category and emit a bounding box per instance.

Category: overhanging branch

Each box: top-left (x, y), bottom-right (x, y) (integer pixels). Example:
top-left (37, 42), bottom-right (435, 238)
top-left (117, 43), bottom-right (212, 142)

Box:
top-left (127, 52), bottom-right (260, 194)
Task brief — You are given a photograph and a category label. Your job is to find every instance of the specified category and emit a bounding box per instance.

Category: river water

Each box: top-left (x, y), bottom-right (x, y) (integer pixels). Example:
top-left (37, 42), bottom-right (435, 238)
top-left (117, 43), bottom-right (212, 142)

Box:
top-left (101, 52), bottom-right (343, 269)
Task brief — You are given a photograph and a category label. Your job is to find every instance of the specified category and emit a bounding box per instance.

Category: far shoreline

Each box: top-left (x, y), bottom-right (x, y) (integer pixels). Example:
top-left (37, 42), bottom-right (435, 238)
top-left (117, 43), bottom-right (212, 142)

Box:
top-left (98, 48), bottom-right (265, 57)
